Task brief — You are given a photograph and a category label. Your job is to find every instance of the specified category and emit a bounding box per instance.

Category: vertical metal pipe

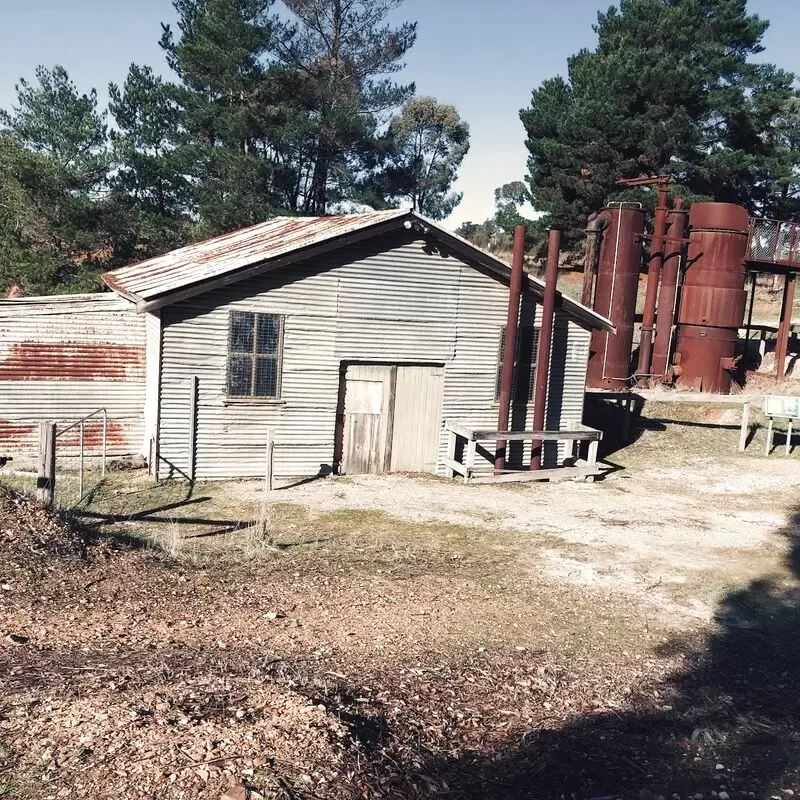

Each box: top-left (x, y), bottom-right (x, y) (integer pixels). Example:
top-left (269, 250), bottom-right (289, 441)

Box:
top-left (581, 233), bottom-right (597, 307)
top-left (745, 273), bottom-right (756, 355)
top-left (651, 198), bottom-right (687, 379)
top-left (531, 229), bottom-right (561, 470)
top-left (188, 375), bottom-right (198, 482)
top-left (637, 184), bottom-right (671, 376)
top-left (775, 272), bottom-right (796, 378)
top-left (101, 408), bottom-right (107, 478)
top-left (264, 432), bottom-right (274, 492)
top-left (495, 225), bottom-right (527, 472)
top-left (79, 421), bottom-right (84, 500)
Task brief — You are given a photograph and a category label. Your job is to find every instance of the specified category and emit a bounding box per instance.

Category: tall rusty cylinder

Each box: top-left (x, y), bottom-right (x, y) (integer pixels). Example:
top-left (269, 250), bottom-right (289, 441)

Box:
top-left (585, 206), bottom-right (645, 390)
top-left (650, 198), bottom-right (688, 380)
top-left (637, 183), bottom-right (671, 376)
top-left (494, 225), bottom-right (527, 472)
top-left (531, 228), bottom-right (561, 470)
top-left (673, 202), bottom-right (749, 393)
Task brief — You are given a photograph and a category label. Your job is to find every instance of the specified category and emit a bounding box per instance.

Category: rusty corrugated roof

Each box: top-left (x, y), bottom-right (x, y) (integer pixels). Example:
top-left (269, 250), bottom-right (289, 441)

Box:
top-left (101, 210), bottom-right (613, 332)
top-left (103, 211), bottom-right (408, 304)
top-left (0, 293), bottom-right (132, 315)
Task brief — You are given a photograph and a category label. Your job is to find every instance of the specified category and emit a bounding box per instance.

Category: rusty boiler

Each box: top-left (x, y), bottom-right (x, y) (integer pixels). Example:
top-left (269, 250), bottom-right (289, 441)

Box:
top-left (673, 202), bottom-right (749, 393)
top-left (586, 206), bottom-right (645, 390)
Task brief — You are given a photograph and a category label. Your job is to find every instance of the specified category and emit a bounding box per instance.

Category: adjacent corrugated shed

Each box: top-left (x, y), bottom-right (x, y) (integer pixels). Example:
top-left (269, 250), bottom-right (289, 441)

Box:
top-left (158, 231), bottom-right (591, 479)
top-left (0, 294), bottom-right (146, 461)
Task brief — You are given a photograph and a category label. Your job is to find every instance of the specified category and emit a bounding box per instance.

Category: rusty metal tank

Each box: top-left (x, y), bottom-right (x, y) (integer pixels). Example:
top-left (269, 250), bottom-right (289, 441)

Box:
top-left (586, 205), bottom-right (644, 390)
top-left (673, 202), bottom-right (749, 393)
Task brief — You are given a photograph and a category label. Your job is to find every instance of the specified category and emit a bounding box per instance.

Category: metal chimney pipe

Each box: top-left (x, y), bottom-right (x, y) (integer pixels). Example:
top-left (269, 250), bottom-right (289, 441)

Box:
top-left (495, 225), bottom-right (527, 472)
top-left (581, 211), bottom-right (612, 307)
top-left (531, 228), bottom-right (561, 470)
top-left (651, 197), bottom-right (687, 380)
top-left (637, 183), bottom-right (671, 376)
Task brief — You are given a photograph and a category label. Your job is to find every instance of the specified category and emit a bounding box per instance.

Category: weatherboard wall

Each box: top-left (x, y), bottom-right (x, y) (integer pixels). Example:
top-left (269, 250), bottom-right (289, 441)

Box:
top-left (157, 231), bottom-right (591, 480)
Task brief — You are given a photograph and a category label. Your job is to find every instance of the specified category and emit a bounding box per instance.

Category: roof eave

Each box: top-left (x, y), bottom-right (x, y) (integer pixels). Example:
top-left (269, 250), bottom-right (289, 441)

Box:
top-left (128, 212), bottom-right (416, 312)
top-left (101, 208), bottom-right (613, 332)
top-left (408, 212), bottom-right (615, 333)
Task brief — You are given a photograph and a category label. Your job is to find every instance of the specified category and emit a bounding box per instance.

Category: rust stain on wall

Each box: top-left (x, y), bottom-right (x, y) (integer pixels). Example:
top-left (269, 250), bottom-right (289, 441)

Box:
top-left (0, 343), bottom-right (145, 381)
top-left (0, 419), bottom-right (38, 440)
top-left (56, 420), bottom-right (131, 448)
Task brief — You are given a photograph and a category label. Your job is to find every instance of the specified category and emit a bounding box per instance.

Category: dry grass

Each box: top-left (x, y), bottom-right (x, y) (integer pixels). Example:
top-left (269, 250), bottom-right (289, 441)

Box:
top-left (3, 405), bottom-right (800, 798)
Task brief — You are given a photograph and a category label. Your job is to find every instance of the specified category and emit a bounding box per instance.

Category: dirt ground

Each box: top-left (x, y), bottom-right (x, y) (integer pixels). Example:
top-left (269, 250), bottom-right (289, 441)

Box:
top-left (2, 402), bottom-right (800, 799)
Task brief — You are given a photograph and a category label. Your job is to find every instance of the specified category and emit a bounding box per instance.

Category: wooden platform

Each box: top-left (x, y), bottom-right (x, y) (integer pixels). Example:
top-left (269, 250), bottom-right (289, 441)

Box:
top-left (442, 420), bottom-right (604, 484)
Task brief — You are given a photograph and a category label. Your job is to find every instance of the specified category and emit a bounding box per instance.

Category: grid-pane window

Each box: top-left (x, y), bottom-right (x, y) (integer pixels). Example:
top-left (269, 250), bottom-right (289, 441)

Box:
top-left (495, 325), bottom-right (537, 402)
top-left (227, 311), bottom-right (283, 399)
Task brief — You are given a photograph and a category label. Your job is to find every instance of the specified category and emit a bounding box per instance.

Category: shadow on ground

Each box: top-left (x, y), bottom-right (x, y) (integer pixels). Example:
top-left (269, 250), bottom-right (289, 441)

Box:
top-left (351, 507), bottom-right (800, 798)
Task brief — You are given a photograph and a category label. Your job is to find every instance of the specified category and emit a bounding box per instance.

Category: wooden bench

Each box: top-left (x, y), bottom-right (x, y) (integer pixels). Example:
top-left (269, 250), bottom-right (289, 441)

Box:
top-left (442, 419), bottom-right (604, 484)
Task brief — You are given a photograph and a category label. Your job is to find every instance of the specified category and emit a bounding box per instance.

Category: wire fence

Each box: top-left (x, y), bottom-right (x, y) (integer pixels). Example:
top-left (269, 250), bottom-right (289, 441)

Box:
top-left (748, 218), bottom-right (800, 265)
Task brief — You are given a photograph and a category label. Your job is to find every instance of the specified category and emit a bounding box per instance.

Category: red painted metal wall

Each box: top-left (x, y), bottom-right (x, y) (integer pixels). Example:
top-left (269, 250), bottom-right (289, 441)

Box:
top-left (586, 206), bottom-right (644, 390)
top-left (673, 203), bottom-right (749, 393)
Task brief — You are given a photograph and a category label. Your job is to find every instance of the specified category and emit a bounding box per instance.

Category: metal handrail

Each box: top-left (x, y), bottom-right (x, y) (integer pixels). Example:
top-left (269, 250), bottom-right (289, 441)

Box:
top-left (56, 407), bottom-right (107, 437)
top-left (55, 407), bottom-right (107, 504)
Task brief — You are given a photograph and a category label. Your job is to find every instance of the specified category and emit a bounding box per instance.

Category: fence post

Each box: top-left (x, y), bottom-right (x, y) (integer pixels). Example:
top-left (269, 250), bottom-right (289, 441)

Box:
top-left (37, 421), bottom-right (56, 508)
top-left (101, 408), bottom-right (107, 477)
top-left (79, 421), bottom-right (85, 500)
top-left (264, 433), bottom-right (274, 492)
top-left (187, 376), bottom-right (198, 483)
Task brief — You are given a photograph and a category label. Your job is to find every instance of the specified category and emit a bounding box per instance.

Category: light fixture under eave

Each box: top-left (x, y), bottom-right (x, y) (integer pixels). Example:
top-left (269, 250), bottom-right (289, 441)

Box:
top-left (404, 218), bottom-right (428, 235)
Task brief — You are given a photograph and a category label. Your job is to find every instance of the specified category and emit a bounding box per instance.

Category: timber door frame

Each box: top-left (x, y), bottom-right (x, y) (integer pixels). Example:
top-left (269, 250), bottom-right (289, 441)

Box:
top-left (333, 360), bottom-right (443, 475)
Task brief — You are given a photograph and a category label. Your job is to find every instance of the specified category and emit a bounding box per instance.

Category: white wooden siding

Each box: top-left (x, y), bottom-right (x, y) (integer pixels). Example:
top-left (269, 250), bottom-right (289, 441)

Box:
top-left (158, 234), bottom-right (591, 479)
top-left (391, 365), bottom-right (444, 473)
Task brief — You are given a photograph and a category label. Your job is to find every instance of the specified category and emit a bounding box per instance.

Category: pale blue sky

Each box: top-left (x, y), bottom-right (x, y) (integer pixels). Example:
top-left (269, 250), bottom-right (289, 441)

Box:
top-left (1, 0), bottom-right (798, 228)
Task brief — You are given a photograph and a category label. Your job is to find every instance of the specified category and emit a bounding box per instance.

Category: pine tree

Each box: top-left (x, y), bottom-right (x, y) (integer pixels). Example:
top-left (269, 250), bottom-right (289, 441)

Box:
top-left (520, 0), bottom-right (799, 242)
top-left (159, 0), bottom-right (289, 231)
top-left (0, 66), bottom-right (111, 293)
top-left (279, 0), bottom-right (417, 213)
top-left (108, 64), bottom-right (191, 261)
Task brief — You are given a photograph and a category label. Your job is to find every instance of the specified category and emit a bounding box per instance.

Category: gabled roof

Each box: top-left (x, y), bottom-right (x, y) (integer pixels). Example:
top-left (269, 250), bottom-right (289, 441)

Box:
top-left (102, 210), bottom-right (613, 332)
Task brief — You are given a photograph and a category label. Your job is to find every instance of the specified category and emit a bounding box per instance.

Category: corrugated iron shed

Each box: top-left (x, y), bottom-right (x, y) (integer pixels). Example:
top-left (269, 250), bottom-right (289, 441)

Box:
top-left (0, 292), bottom-right (146, 460)
top-left (102, 211), bottom-right (613, 332)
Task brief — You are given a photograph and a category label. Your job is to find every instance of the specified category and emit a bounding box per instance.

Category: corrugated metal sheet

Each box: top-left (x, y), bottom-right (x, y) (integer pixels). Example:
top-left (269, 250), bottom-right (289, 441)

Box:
top-left (101, 211), bottom-right (612, 333)
top-left (157, 232), bottom-right (592, 480)
top-left (103, 211), bottom-right (406, 302)
top-left (0, 293), bottom-right (146, 460)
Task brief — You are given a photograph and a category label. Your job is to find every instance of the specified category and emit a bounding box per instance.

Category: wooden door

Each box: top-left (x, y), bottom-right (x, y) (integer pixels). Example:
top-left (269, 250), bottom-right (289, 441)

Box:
top-left (341, 365), bottom-right (393, 475)
top-left (340, 364), bottom-right (444, 475)
top-left (390, 365), bottom-right (444, 473)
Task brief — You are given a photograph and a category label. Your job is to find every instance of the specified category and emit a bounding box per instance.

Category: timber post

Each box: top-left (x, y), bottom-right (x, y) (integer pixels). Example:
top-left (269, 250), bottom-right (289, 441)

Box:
top-left (37, 421), bottom-right (56, 508)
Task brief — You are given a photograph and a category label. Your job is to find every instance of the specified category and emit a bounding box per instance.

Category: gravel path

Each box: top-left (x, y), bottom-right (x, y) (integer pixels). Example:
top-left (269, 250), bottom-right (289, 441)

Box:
top-left (235, 457), bottom-right (800, 621)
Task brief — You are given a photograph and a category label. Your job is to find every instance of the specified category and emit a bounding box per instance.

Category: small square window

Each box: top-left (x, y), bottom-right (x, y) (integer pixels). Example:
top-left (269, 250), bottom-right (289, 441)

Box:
top-left (227, 311), bottom-right (283, 399)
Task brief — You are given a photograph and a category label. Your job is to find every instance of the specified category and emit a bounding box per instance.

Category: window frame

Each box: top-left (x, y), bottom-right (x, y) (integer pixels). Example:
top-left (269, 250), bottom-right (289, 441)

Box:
top-left (494, 324), bottom-right (538, 403)
top-left (225, 310), bottom-right (285, 402)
